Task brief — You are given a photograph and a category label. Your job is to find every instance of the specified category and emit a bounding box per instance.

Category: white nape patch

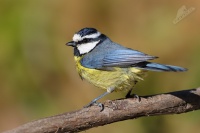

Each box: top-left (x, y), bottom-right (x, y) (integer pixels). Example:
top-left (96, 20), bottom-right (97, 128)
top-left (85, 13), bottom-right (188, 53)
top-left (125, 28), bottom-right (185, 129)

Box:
top-left (83, 32), bottom-right (101, 39)
top-left (77, 40), bottom-right (100, 54)
top-left (72, 32), bottom-right (101, 42)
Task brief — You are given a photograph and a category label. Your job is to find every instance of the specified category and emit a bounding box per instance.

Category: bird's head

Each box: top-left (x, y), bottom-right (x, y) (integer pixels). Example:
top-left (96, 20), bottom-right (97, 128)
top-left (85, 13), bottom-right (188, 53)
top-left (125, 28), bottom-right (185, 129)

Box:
top-left (67, 28), bottom-right (106, 55)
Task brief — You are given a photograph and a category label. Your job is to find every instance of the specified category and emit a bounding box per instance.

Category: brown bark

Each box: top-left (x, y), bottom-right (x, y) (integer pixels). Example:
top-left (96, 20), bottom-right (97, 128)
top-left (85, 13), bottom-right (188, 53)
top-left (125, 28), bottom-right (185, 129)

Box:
top-left (3, 88), bottom-right (200, 133)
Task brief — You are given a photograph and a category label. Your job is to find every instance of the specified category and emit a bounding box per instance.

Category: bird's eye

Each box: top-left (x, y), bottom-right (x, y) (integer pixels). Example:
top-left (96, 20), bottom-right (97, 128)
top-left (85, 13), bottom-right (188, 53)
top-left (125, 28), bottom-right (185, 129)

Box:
top-left (82, 38), bottom-right (89, 43)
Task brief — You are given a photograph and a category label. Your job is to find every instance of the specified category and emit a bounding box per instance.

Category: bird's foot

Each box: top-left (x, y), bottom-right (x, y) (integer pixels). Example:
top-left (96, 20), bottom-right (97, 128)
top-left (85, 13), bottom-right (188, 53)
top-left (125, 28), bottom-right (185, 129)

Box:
top-left (84, 101), bottom-right (104, 112)
top-left (126, 92), bottom-right (141, 102)
top-left (83, 91), bottom-right (110, 111)
top-left (132, 94), bottom-right (141, 102)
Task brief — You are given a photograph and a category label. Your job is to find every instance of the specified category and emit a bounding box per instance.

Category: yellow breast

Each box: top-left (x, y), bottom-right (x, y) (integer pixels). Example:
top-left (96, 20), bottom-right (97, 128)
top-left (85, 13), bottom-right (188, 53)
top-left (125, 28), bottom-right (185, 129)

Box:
top-left (74, 56), bottom-right (147, 92)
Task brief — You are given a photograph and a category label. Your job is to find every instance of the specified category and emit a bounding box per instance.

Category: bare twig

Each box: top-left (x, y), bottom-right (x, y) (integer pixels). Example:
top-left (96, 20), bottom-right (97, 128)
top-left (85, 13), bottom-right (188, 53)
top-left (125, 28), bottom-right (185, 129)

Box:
top-left (3, 87), bottom-right (200, 133)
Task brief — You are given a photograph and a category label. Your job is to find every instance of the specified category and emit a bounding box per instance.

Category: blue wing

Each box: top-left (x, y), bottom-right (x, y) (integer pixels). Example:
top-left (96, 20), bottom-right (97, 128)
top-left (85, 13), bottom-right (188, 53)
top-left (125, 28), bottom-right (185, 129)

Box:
top-left (81, 48), bottom-right (157, 69)
top-left (102, 49), bottom-right (157, 67)
top-left (80, 44), bottom-right (187, 72)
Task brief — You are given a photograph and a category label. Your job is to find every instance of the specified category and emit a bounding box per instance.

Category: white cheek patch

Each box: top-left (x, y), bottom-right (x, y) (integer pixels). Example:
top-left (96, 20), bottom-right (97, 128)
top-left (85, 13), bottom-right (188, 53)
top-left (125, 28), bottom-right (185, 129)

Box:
top-left (77, 40), bottom-right (100, 54)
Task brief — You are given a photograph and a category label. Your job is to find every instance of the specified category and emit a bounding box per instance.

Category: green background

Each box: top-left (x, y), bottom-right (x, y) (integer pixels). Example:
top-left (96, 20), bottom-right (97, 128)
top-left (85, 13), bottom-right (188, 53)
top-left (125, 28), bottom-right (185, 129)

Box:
top-left (0, 0), bottom-right (200, 133)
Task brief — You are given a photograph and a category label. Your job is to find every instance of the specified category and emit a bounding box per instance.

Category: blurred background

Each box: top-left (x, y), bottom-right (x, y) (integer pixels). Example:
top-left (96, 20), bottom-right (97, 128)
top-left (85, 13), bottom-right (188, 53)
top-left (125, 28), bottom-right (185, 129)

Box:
top-left (0, 0), bottom-right (200, 133)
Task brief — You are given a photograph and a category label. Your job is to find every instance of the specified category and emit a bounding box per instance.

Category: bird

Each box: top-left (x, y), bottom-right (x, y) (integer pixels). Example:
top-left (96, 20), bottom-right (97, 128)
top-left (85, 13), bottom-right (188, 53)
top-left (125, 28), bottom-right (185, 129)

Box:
top-left (66, 27), bottom-right (187, 110)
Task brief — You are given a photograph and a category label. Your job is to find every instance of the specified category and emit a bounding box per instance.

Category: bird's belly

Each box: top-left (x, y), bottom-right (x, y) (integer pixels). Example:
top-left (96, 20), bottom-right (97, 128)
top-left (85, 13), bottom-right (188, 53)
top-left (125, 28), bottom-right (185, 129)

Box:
top-left (77, 65), bottom-right (146, 92)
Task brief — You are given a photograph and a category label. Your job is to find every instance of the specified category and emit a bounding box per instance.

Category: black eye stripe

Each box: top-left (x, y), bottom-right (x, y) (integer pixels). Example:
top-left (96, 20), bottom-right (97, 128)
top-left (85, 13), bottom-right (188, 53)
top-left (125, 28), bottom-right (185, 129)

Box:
top-left (78, 38), bottom-right (91, 44)
top-left (83, 38), bottom-right (89, 42)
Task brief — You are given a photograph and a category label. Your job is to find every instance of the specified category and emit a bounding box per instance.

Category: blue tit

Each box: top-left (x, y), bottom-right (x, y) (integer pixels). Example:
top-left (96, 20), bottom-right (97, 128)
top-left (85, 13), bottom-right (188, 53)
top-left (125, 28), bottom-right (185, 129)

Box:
top-left (66, 27), bottom-right (187, 109)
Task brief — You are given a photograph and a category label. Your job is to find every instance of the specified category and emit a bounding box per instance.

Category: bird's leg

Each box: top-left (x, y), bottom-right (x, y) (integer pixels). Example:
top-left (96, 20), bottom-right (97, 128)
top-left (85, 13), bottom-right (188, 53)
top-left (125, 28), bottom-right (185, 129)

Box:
top-left (125, 89), bottom-right (132, 98)
top-left (126, 81), bottom-right (137, 98)
top-left (125, 81), bottom-right (141, 101)
top-left (125, 89), bottom-right (141, 101)
top-left (84, 87), bottom-right (115, 111)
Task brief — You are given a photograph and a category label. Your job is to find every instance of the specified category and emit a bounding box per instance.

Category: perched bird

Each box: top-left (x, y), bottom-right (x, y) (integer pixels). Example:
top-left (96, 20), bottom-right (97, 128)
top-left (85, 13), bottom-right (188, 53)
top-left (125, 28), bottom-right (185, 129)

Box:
top-left (66, 27), bottom-right (187, 109)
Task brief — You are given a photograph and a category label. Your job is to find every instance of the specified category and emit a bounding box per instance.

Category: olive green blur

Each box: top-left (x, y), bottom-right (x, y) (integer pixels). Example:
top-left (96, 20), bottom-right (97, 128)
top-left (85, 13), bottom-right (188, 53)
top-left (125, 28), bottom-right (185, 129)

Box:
top-left (0, 1), bottom-right (200, 133)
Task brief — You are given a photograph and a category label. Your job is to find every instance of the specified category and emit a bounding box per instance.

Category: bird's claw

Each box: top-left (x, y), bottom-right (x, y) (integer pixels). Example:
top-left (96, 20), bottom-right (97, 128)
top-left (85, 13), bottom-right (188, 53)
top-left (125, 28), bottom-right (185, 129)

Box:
top-left (96, 102), bottom-right (104, 112)
top-left (126, 92), bottom-right (141, 102)
top-left (133, 94), bottom-right (141, 102)
top-left (84, 101), bottom-right (104, 111)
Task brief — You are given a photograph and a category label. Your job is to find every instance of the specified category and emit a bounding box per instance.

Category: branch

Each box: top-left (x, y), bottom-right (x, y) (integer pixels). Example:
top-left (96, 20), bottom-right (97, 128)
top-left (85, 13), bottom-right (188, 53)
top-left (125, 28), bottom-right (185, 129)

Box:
top-left (3, 87), bottom-right (200, 133)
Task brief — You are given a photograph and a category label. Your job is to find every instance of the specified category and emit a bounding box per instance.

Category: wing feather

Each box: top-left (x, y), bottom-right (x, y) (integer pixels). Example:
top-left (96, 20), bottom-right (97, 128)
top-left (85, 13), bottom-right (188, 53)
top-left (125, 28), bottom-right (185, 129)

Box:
top-left (102, 49), bottom-right (157, 67)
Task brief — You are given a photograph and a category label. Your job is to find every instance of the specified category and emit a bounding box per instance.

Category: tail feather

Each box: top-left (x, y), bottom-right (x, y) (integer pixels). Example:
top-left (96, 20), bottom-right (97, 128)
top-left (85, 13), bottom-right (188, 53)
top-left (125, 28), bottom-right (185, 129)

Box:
top-left (134, 62), bottom-right (187, 72)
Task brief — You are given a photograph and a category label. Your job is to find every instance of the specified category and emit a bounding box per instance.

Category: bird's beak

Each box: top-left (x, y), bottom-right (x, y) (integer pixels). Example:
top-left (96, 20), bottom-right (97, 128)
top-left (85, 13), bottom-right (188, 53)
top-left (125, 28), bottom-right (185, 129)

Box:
top-left (66, 41), bottom-right (76, 47)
